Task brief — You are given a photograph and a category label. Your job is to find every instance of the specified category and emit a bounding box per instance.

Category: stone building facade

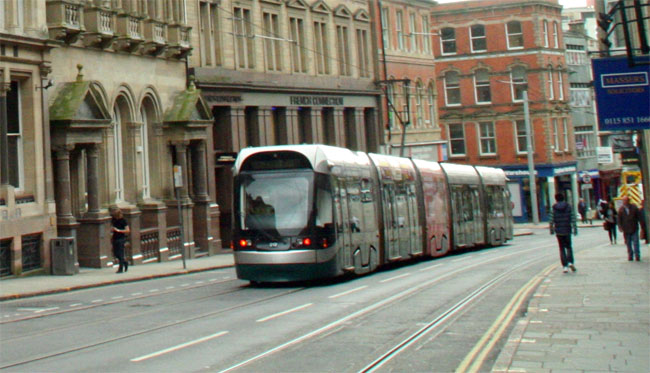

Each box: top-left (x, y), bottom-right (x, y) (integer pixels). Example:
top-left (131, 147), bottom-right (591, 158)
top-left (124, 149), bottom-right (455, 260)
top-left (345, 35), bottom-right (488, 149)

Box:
top-left (0, 2), bottom-right (57, 276)
top-left (431, 0), bottom-right (577, 223)
top-left (2, 0), bottom-right (223, 277)
top-left (369, 0), bottom-right (445, 161)
top-left (186, 0), bottom-right (381, 245)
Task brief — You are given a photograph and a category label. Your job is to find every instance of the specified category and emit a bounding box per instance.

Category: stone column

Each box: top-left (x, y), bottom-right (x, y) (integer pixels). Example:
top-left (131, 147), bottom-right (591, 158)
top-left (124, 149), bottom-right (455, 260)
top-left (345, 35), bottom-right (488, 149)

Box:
top-left (175, 142), bottom-right (190, 201)
top-left (53, 145), bottom-right (80, 269)
top-left (286, 107), bottom-right (300, 144)
top-left (231, 107), bottom-right (247, 151)
top-left (309, 108), bottom-right (323, 143)
top-left (86, 145), bottom-right (101, 215)
top-left (258, 106), bottom-right (274, 146)
top-left (354, 109), bottom-right (367, 151)
top-left (192, 140), bottom-right (213, 255)
top-left (53, 146), bottom-right (76, 229)
top-left (76, 144), bottom-right (112, 268)
top-left (173, 142), bottom-right (195, 256)
top-left (333, 108), bottom-right (345, 147)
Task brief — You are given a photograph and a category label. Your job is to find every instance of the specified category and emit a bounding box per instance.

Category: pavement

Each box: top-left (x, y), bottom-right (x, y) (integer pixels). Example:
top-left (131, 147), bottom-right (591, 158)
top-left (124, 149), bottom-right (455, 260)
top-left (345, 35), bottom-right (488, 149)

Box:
top-left (1, 223), bottom-right (648, 372)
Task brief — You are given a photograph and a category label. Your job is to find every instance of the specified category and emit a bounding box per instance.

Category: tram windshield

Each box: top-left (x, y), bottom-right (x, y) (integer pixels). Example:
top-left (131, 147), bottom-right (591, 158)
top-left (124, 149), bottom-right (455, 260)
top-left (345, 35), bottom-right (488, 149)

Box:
top-left (239, 171), bottom-right (314, 237)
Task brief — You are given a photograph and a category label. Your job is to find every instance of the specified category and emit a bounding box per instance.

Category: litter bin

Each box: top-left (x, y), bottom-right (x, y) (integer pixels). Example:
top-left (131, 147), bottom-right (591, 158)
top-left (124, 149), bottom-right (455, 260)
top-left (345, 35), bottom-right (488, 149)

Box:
top-left (51, 237), bottom-right (76, 275)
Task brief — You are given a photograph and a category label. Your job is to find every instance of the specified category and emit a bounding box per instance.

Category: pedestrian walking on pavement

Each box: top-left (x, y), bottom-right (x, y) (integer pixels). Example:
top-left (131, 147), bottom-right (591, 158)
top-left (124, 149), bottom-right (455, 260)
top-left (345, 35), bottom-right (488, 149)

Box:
top-left (617, 196), bottom-right (645, 261)
top-left (604, 201), bottom-right (617, 244)
top-left (578, 198), bottom-right (591, 224)
top-left (550, 193), bottom-right (577, 273)
top-left (111, 207), bottom-right (130, 273)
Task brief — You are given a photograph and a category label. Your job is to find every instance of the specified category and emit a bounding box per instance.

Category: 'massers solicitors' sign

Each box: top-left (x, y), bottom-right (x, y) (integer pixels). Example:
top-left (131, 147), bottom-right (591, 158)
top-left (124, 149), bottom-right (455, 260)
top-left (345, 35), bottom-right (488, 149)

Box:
top-left (592, 57), bottom-right (650, 131)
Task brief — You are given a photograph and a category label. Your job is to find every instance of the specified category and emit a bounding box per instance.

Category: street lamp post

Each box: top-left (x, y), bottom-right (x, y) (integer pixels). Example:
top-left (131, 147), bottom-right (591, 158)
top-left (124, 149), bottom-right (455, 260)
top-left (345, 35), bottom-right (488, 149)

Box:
top-left (522, 90), bottom-right (539, 224)
top-left (498, 78), bottom-right (539, 224)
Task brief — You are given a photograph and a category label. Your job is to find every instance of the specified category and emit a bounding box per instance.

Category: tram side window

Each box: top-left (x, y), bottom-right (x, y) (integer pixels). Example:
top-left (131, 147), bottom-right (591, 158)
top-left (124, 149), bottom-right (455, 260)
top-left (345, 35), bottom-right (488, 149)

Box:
top-left (463, 187), bottom-right (474, 221)
top-left (316, 175), bottom-right (334, 235)
top-left (347, 181), bottom-right (362, 232)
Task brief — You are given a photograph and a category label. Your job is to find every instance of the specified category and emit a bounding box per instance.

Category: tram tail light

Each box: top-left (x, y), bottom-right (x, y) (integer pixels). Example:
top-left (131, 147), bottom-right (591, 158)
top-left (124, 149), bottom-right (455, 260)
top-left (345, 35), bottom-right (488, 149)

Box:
top-left (302, 237), bottom-right (312, 246)
top-left (322, 238), bottom-right (328, 248)
top-left (239, 239), bottom-right (252, 247)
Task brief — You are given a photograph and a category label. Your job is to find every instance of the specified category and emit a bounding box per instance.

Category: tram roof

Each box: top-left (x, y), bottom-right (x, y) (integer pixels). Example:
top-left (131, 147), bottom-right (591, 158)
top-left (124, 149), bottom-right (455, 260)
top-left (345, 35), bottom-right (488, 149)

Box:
top-left (234, 144), bottom-right (370, 174)
top-left (439, 162), bottom-right (480, 185)
top-left (474, 166), bottom-right (507, 186)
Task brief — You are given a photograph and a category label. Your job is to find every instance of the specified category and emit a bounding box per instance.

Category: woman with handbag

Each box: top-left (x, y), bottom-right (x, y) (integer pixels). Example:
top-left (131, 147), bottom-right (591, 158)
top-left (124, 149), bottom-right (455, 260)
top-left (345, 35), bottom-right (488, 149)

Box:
top-left (605, 201), bottom-right (617, 244)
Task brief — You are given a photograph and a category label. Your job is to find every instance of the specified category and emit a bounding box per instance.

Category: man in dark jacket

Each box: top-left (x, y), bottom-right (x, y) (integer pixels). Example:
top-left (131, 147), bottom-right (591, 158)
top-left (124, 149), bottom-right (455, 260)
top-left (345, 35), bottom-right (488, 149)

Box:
top-left (550, 193), bottom-right (577, 273)
top-left (617, 196), bottom-right (645, 261)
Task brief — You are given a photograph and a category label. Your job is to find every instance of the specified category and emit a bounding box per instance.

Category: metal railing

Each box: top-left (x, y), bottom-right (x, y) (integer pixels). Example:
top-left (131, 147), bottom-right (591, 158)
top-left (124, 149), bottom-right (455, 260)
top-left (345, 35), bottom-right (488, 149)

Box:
top-left (21, 234), bottom-right (41, 272)
top-left (0, 239), bottom-right (11, 277)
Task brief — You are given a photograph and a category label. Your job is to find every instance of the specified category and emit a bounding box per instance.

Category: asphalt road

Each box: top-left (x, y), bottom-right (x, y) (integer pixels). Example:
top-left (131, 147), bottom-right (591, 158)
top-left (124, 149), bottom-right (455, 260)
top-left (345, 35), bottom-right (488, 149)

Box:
top-left (0, 229), bottom-right (604, 372)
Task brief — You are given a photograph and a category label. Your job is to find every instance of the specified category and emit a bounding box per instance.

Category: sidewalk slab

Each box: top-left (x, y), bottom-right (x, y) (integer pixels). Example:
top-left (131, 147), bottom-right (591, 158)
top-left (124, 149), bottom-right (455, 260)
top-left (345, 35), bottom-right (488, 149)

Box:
top-left (493, 242), bottom-right (650, 372)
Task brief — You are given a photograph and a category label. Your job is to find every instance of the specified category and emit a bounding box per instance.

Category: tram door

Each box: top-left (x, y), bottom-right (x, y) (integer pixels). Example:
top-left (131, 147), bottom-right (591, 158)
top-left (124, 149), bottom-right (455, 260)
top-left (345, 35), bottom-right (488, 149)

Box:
top-left (382, 184), bottom-right (400, 260)
top-left (395, 183), bottom-right (411, 258)
top-left (334, 180), bottom-right (353, 269)
top-left (472, 187), bottom-right (484, 244)
top-left (407, 183), bottom-right (422, 256)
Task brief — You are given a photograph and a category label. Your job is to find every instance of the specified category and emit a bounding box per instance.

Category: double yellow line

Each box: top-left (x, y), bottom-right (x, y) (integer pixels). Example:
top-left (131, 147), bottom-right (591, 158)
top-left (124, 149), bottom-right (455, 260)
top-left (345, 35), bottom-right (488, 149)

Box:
top-left (456, 263), bottom-right (557, 373)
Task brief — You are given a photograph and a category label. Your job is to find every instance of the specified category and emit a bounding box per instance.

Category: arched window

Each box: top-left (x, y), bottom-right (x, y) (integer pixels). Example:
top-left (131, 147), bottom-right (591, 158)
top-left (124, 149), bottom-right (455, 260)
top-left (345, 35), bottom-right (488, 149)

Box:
top-left (543, 20), bottom-right (549, 47)
top-left (506, 21), bottom-right (523, 49)
top-left (416, 81), bottom-right (424, 128)
top-left (474, 68), bottom-right (491, 104)
top-left (139, 106), bottom-right (152, 199)
top-left (548, 66), bottom-right (555, 100)
top-left (557, 69), bottom-right (564, 100)
top-left (510, 66), bottom-right (527, 102)
top-left (444, 71), bottom-right (461, 106)
top-left (440, 27), bottom-right (456, 55)
top-left (427, 82), bottom-right (436, 128)
top-left (112, 106), bottom-right (125, 202)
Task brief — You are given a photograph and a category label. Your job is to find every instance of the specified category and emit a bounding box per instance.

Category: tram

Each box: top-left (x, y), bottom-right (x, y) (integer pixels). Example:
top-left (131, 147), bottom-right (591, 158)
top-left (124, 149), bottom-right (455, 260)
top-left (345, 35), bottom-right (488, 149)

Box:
top-left (232, 144), bottom-right (513, 283)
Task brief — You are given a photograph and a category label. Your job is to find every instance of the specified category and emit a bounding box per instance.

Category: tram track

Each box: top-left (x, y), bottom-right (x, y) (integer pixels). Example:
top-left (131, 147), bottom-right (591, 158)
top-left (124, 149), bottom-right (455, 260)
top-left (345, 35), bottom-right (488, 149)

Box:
top-left (4, 237), bottom-right (585, 372)
top-left (216, 243), bottom-right (557, 372)
top-left (0, 276), bottom-right (241, 325)
top-left (0, 286), bottom-right (306, 370)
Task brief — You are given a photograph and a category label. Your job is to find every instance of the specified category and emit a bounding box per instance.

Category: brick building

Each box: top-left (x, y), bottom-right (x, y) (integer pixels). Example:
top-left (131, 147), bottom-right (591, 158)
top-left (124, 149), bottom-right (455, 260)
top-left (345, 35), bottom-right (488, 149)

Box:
top-left (431, 0), bottom-right (577, 222)
top-left (369, 0), bottom-right (445, 160)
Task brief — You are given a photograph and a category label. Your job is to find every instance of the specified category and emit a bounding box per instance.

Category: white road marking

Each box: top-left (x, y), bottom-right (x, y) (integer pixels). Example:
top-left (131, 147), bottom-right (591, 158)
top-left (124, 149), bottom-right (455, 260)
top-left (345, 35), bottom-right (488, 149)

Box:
top-left (379, 273), bottom-right (411, 283)
top-left (195, 281), bottom-right (204, 284)
top-left (181, 283), bottom-right (189, 287)
top-left (256, 303), bottom-right (313, 323)
top-left (329, 286), bottom-right (368, 299)
top-left (209, 279), bottom-right (218, 282)
top-left (149, 289), bottom-right (159, 293)
top-left (69, 303), bottom-right (82, 307)
top-left (419, 263), bottom-right (442, 271)
top-left (132, 292), bottom-right (143, 296)
top-left (35, 307), bottom-right (59, 313)
top-left (131, 331), bottom-right (229, 362)
top-left (112, 296), bottom-right (124, 300)
top-left (91, 299), bottom-right (103, 303)
top-left (165, 286), bottom-right (175, 290)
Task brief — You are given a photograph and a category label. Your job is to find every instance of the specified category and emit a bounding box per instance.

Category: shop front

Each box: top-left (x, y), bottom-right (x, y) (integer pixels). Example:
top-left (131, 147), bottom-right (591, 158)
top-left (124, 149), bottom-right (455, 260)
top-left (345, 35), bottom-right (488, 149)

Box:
top-left (504, 163), bottom-right (578, 223)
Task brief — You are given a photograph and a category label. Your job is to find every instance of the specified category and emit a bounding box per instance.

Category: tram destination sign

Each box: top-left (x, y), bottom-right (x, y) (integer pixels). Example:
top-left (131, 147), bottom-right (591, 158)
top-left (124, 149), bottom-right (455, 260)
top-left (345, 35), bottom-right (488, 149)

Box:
top-left (592, 56), bottom-right (650, 131)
